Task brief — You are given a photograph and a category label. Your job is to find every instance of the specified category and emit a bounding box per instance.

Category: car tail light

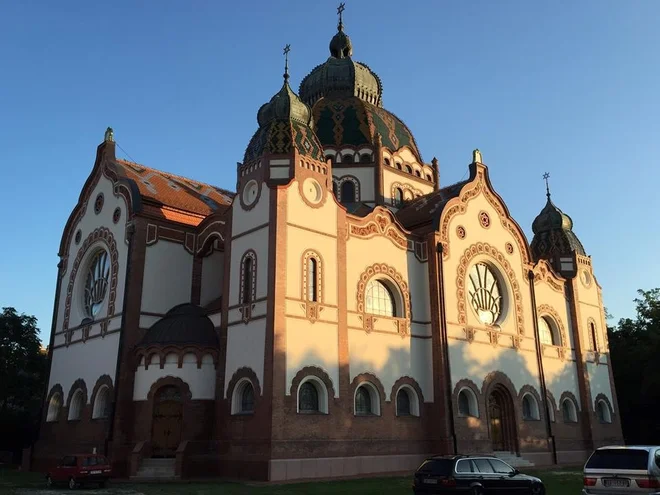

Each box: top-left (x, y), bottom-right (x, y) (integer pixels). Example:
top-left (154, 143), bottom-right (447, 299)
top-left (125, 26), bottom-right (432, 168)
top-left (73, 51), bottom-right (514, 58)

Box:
top-left (584, 477), bottom-right (597, 486)
top-left (441, 478), bottom-right (457, 487)
top-left (636, 477), bottom-right (660, 489)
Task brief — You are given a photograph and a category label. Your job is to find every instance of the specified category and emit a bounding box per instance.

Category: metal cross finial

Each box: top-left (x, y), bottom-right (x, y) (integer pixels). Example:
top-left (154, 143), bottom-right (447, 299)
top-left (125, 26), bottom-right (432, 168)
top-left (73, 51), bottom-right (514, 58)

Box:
top-left (337, 2), bottom-right (345, 30)
top-left (543, 172), bottom-right (551, 198)
top-left (283, 44), bottom-right (291, 81)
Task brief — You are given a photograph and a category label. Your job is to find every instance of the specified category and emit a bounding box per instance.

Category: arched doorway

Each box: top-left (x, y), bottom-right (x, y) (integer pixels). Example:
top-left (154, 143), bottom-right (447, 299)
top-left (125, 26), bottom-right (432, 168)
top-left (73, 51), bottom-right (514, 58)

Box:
top-left (151, 385), bottom-right (183, 458)
top-left (488, 385), bottom-right (517, 452)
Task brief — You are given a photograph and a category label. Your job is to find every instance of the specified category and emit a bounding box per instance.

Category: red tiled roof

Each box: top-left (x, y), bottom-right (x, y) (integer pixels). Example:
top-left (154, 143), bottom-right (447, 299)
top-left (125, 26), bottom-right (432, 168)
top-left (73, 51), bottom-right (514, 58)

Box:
top-left (113, 159), bottom-right (234, 216)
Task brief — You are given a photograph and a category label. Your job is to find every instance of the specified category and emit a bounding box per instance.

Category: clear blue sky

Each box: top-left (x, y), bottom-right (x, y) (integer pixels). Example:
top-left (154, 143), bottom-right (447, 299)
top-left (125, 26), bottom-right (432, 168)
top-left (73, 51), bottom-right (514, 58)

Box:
top-left (1, 1), bottom-right (658, 341)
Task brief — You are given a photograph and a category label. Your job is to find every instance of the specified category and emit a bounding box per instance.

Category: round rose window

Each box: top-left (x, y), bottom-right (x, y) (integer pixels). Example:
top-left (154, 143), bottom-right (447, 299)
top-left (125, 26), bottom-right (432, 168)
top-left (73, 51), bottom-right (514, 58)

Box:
top-left (467, 262), bottom-right (503, 325)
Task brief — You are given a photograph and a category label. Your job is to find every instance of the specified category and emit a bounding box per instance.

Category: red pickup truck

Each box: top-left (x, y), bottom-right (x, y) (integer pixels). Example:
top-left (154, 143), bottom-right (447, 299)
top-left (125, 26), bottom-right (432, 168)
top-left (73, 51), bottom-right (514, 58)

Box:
top-left (46, 453), bottom-right (112, 489)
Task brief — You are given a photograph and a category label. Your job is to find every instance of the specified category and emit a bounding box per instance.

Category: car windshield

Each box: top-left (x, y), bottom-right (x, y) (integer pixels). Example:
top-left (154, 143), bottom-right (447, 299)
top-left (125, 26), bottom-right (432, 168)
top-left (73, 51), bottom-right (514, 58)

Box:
top-left (417, 459), bottom-right (453, 476)
top-left (586, 449), bottom-right (649, 470)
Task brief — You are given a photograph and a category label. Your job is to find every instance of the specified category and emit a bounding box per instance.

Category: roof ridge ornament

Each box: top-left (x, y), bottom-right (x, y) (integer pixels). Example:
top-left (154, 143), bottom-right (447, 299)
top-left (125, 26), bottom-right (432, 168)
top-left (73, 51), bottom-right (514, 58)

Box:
top-left (543, 172), bottom-right (551, 199)
top-left (472, 149), bottom-right (482, 164)
top-left (337, 2), bottom-right (345, 31)
top-left (283, 44), bottom-right (291, 82)
top-left (104, 127), bottom-right (114, 143)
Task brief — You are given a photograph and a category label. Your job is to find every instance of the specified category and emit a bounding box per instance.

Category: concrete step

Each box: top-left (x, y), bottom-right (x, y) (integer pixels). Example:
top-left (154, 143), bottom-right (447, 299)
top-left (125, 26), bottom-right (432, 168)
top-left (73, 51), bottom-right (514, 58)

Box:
top-left (130, 458), bottom-right (178, 481)
top-left (492, 451), bottom-right (535, 468)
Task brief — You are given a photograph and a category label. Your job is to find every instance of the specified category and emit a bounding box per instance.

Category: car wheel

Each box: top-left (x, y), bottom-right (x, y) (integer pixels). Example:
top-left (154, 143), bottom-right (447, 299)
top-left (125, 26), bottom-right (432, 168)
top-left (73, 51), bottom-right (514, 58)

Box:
top-left (531, 483), bottom-right (545, 495)
top-left (471, 487), bottom-right (484, 495)
top-left (68, 477), bottom-right (77, 490)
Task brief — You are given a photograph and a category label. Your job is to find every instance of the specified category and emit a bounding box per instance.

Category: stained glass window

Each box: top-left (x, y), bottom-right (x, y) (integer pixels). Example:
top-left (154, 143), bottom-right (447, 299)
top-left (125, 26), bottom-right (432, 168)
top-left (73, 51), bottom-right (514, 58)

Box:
top-left (84, 250), bottom-right (110, 317)
top-left (468, 263), bottom-right (502, 325)
top-left (355, 387), bottom-right (372, 415)
top-left (538, 317), bottom-right (555, 345)
top-left (365, 280), bottom-right (395, 317)
top-left (299, 382), bottom-right (318, 412)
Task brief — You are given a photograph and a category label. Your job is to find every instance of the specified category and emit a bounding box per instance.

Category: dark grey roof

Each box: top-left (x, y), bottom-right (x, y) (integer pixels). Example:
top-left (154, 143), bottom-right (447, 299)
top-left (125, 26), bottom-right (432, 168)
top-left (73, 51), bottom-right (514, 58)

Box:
top-left (138, 303), bottom-right (218, 348)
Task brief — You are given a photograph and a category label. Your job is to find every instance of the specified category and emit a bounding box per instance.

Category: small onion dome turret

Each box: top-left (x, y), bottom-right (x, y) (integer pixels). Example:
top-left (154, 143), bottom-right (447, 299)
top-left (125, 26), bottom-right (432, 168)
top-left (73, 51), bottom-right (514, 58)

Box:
top-left (530, 193), bottom-right (586, 262)
top-left (137, 303), bottom-right (218, 348)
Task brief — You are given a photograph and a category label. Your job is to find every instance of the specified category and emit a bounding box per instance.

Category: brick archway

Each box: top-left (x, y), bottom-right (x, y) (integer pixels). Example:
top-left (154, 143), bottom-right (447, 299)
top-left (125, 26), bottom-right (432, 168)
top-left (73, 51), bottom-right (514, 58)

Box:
top-left (482, 371), bottom-right (519, 453)
top-left (146, 377), bottom-right (192, 458)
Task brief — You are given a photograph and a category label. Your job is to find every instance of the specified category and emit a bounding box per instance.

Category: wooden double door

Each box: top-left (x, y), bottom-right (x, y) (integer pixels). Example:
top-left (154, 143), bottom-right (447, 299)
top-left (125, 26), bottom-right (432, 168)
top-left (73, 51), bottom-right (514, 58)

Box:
top-left (151, 386), bottom-right (183, 458)
top-left (488, 386), bottom-right (517, 453)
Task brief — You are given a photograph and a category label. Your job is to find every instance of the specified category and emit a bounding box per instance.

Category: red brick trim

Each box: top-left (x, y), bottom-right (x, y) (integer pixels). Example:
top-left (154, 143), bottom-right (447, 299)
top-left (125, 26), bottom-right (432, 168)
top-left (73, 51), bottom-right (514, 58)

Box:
top-left (44, 384), bottom-right (64, 422)
top-left (333, 175), bottom-right (361, 202)
top-left (65, 378), bottom-right (89, 409)
top-left (136, 346), bottom-right (219, 371)
top-left (62, 227), bottom-right (119, 335)
top-left (289, 366), bottom-right (336, 399)
top-left (89, 374), bottom-right (114, 419)
top-left (481, 370), bottom-right (516, 398)
top-left (518, 384), bottom-right (544, 422)
top-left (146, 376), bottom-right (192, 403)
top-left (226, 367), bottom-right (261, 415)
top-left (546, 390), bottom-right (558, 421)
top-left (452, 379), bottom-right (481, 417)
top-left (349, 372), bottom-right (386, 415)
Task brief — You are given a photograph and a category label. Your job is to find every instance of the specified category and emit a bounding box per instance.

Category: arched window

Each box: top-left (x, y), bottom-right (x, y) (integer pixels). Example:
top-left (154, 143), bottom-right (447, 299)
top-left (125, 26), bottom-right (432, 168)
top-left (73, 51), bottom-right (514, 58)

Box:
top-left (360, 153), bottom-right (371, 163)
top-left (307, 257), bottom-right (318, 302)
top-left (343, 154), bottom-right (354, 164)
top-left (240, 252), bottom-right (256, 305)
top-left (393, 188), bottom-right (404, 207)
top-left (426, 174), bottom-right (433, 182)
top-left (84, 250), bottom-right (110, 317)
top-left (396, 389), bottom-right (411, 416)
top-left (340, 181), bottom-right (356, 203)
top-left (596, 400), bottom-right (612, 424)
top-left (405, 165), bottom-right (413, 174)
top-left (590, 321), bottom-right (598, 351)
top-left (298, 382), bottom-right (319, 413)
top-left (68, 389), bottom-right (84, 421)
top-left (414, 170), bottom-right (421, 177)
top-left (384, 158), bottom-right (391, 166)
top-left (332, 181), bottom-right (338, 197)
top-left (92, 386), bottom-right (110, 419)
top-left (562, 398), bottom-right (578, 423)
top-left (354, 383), bottom-right (380, 416)
top-left (538, 317), bottom-right (557, 346)
top-left (547, 396), bottom-right (556, 422)
top-left (457, 388), bottom-right (478, 417)
top-left (522, 394), bottom-right (540, 420)
top-left (396, 162), bottom-right (402, 170)
top-left (365, 280), bottom-right (396, 317)
top-left (468, 263), bottom-right (503, 326)
top-left (241, 383), bottom-right (255, 414)
top-left (46, 393), bottom-right (62, 422)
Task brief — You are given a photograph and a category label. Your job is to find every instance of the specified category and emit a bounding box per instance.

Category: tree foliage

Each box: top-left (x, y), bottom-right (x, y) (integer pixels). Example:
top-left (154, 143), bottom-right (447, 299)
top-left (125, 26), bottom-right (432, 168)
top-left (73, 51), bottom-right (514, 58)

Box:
top-left (608, 289), bottom-right (660, 444)
top-left (0, 307), bottom-right (47, 462)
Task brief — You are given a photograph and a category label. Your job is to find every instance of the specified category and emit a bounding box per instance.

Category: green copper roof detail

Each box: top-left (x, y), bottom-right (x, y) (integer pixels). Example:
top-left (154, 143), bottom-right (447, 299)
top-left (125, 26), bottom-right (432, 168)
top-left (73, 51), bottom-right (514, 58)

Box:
top-left (530, 193), bottom-right (586, 260)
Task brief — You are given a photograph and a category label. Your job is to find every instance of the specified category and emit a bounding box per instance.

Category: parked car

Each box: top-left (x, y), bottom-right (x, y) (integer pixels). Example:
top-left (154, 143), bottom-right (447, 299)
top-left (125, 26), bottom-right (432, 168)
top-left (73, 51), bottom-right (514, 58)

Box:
top-left (412, 454), bottom-right (545, 494)
top-left (46, 453), bottom-right (112, 489)
top-left (583, 445), bottom-right (660, 494)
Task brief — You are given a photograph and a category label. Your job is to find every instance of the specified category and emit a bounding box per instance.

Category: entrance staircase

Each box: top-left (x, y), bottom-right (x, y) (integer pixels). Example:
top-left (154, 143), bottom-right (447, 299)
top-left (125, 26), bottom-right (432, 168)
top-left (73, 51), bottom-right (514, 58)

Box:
top-left (131, 458), bottom-right (179, 481)
top-left (493, 451), bottom-right (535, 468)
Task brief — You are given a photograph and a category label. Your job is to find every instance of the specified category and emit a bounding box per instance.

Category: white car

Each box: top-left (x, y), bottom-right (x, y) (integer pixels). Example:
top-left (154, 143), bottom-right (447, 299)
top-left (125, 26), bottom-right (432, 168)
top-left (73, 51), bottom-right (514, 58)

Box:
top-left (583, 446), bottom-right (660, 494)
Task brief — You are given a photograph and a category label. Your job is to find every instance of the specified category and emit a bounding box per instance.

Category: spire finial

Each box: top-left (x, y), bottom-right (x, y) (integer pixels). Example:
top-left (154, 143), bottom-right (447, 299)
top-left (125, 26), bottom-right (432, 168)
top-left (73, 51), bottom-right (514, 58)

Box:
top-left (283, 44), bottom-right (291, 81)
top-left (543, 172), bottom-right (551, 198)
top-left (337, 2), bottom-right (345, 31)
top-left (104, 127), bottom-right (114, 143)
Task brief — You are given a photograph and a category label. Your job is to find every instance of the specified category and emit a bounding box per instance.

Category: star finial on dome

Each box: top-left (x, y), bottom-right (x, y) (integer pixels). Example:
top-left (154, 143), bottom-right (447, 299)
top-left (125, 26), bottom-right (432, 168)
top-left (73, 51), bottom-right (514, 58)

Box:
top-left (283, 44), bottom-right (291, 82)
top-left (337, 2), bottom-right (345, 31)
top-left (543, 172), bottom-right (551, 199)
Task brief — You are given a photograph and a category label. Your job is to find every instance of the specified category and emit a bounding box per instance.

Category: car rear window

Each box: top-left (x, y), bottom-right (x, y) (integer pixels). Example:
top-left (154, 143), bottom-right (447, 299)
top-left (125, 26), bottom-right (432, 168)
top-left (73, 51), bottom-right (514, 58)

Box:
top-left (586, 449), bottom-right (649, 470)
top-left (417, 459), bottom-right (453, 476)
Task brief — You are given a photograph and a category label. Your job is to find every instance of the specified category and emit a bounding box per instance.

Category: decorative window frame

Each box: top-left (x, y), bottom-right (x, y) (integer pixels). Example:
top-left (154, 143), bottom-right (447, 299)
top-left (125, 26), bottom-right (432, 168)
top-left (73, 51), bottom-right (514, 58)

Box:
top-left (239, 250), bottom-right (257, 323)
top-left (301, 250), bottom-right (323, 322)
top-left (90, 374), bottom-right (113, 420)
top-left (333, 175), bottom-right (361, 202)
top-left (296, 376), bottom-right (329, 414)
top-left (593, 393), bottom-right (614, 424)
top-left (394, 385), bottom-right (420, 417)
top-left (457, 242), bottom-right (524, 337)
top-left (587, 317), bottom-right (600, 354)
top-left (356, 263), bottom-right (411, 337)
top-left (521, 393), bottom-right (541, 421)
top-left (559, 391), bottom-right (580, 424)
top-left (390, 182), bottom-right (422, 207)
top-left (45, 384), bottom-right (64, 423)
top-left (62, 228), bottom-right (119, 341)
top-left (231, 378), bottom-right (256, 415)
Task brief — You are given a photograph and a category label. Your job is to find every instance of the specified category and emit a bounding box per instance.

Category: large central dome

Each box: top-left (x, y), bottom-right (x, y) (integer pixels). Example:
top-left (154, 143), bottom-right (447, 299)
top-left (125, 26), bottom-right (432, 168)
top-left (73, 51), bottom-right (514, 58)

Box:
top-left (298, 15), bottom-right (422, 161)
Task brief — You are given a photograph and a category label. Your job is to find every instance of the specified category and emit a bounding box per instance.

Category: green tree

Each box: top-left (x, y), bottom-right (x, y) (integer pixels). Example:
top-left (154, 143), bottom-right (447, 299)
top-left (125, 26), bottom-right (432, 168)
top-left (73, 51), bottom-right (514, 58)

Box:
top-left (0, 307), bottom-right (47, 462)
top-left (608, 289), bottom-right (660, 444)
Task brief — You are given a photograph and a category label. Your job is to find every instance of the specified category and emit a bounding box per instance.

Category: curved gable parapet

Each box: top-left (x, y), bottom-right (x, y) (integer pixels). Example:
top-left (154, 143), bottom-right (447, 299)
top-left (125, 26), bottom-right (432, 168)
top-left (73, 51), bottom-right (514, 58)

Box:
top-left (196, 210), bottom-right (230, 255)
top-left (58, 141), bottom-right (139, 259)
top-left (435, 162), bottom-right (532, 264)
top-left (532, 259), bottom-right (566, 293)
top-left (347, 206), bottom-right (412, 251)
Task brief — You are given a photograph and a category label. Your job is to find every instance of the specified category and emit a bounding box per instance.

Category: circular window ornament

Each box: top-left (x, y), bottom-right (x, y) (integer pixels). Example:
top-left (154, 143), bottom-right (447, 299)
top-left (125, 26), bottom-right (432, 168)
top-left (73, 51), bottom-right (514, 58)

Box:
top-left (94, 193), bottom-right (104, 215)
top-left (479, 211), bottom-right (491, 228)
top-left (505, 242), bottom-right (514, 255)
top-left (84, 250), bottom-right (110, 317)
top-left (303, 178), bottom-right (323, 204)
top-left (242, 180), bottom-right (259, 208)
top-left (112, 207), bottom-right (121, 224)
top-left (580, 269), bottom-right (592, 287)
top-left (468, 262), bottom-right (503, 326)
top-left (456, 225), bottom-right (466, 239)
top-left (75, 230), bottom-right (82, 245)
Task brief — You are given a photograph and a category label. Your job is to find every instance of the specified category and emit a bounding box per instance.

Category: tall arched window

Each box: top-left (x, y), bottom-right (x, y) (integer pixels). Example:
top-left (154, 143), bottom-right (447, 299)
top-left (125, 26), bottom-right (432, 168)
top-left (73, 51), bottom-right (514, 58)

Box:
top-left (589, 321), bottom-right (598, 351)
top-left (596, 400), bottom-right (612, 424)
top-left (538, 317), bottom-right (556, 346)
top-left (396, 389), bottom-right (411, 416)
top-left (393, 188), bottom-right (403, 207)
top-left (468, 263), bottom-right (502, 326)
top-left (562, 398), bottom-right (578, 423)
top-left (68, 390), bottom-right (84, 421)
top-left (241, 383), bottom-right (255, 414)
top-left (242, 258), bottom-right (252, 304)
top-left (307, 258), bottom-right (318, 302)
top-left (46, 393), bottom-right (62, 422)
top-left (340, 181), bottom-right (356, 203)
top-left (240, 252), bottom-right (256, 305)
top-left (298, 382), bottom-right (319, 413)
top-left (355, 387), bottom-right (372, 415)
top-left (405, 165), bottom-right (413, 174)
top-left (365, 280), bottom-right (396, 317)
top-left (92, 386), bottom-right (110, 419)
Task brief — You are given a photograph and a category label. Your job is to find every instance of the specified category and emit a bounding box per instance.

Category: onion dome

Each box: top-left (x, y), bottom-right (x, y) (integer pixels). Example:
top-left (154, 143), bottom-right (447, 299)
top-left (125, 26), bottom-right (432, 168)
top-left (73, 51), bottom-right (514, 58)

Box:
top-left (243, 55), bottom-right (325, 164)
top-left (137, 304), bottom-right (218, 348)
top-left (530, 183), bottom-right (586, 262)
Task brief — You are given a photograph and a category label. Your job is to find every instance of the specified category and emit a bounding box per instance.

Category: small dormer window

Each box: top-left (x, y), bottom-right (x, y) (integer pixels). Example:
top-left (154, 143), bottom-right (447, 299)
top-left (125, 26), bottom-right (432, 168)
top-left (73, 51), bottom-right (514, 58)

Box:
top-left (360, 153), bottom-right (371, 163)
top-left (343, 154), bottom-right (354, 164)
top-left (405, 165), bottom-right (412, 174)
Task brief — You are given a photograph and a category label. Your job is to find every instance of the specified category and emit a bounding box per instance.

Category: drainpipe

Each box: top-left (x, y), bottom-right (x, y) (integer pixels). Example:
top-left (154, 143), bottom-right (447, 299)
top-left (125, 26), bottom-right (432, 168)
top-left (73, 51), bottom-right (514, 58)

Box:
top-left (106, 221), bottom-right (135, 455)
top-left (528, 270), bottom-right (558, 465)
top-left (436, 242), bottom-right (458, 454)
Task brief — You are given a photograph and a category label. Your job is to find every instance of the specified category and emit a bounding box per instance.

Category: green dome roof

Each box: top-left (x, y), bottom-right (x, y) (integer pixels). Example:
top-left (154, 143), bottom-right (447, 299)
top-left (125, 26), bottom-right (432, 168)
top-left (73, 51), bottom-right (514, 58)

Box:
top-left (257, 80), bottom-right (312, 128)
top-left (311, 96), bottom-right (422, 161)
top-left (530, 195), bottom-right (586, 260)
